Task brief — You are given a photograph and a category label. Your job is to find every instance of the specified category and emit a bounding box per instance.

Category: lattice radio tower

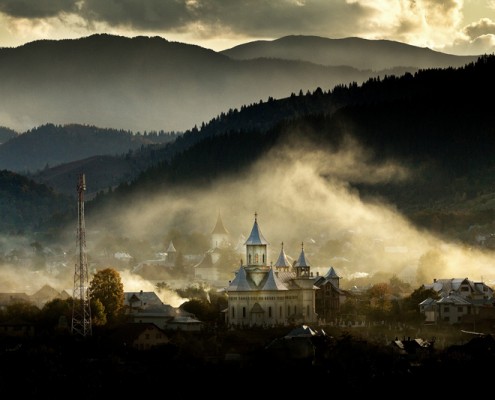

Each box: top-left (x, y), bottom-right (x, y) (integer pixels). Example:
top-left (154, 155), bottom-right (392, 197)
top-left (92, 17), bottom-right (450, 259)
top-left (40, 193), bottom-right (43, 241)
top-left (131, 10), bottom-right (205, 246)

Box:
top-left (71, 173), bottom-right (92, 336)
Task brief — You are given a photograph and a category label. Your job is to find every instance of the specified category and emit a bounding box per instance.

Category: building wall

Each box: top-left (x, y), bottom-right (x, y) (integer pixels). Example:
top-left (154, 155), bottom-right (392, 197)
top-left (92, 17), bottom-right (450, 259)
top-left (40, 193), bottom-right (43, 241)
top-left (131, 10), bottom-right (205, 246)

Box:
top-left (227, 288), bottom-right (317, 327)
top-left (228, 290), bottom-right (290, 327)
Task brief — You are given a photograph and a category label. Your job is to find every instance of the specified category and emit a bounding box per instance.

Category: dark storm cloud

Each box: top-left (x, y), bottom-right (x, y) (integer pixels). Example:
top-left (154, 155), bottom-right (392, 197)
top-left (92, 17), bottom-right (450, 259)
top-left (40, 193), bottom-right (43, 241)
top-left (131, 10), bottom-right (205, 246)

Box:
top-left (80, 0), bottom-right (192, 30)
top-left (0, 0), bottom-right (78, 18)
top-left (0, 0), bottom-right (371, 38)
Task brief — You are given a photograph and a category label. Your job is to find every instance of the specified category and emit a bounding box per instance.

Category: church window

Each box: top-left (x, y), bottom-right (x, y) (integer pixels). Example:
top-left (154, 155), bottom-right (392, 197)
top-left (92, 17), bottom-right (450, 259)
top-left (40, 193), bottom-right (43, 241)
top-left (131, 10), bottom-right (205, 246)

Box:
top-left (248, 254), bottom-right (251, 263)
top-left (232, 307), bottom-right (235, 318)
top-left (288, 305), bottom-right (290, 315)
top-left (242, 307), bottom-right (246, 318)
top-left (262, 254), bottom-right (265, 263)
top-left (255, 253), bottom-right (259, 263)
top-left (268, 307), bottom-right (272, 317)
top-left (307, 305), bottom-right (309, 316)
top-left (280, 306), bottom-right (282, 317)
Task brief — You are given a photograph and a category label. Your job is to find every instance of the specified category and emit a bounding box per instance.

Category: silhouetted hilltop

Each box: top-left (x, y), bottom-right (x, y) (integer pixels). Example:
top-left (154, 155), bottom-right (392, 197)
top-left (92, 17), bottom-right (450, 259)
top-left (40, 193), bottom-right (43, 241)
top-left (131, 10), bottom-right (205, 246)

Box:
top-left (221, 35), bottom-right (478, 70)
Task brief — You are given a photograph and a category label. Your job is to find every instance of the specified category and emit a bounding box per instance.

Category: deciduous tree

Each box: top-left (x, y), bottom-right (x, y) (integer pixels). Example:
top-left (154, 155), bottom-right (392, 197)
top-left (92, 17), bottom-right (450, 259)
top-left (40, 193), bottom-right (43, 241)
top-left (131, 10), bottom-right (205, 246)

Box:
top-left (88, 268), bottom-right (124, 324)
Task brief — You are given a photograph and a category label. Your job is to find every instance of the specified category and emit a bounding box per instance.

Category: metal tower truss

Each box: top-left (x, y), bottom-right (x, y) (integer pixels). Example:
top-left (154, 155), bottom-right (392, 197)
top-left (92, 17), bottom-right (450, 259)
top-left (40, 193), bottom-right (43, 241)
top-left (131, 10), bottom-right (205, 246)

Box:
top-left (71, 173), bottom-right (92, 337)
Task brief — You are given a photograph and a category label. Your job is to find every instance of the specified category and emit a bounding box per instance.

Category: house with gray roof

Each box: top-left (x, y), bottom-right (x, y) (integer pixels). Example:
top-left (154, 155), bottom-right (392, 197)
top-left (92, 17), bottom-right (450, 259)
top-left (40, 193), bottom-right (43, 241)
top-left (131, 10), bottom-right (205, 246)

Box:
top-left (420, 278), bottom-right (494, 324)
top-left (124, 290), bottom-right (203, 332)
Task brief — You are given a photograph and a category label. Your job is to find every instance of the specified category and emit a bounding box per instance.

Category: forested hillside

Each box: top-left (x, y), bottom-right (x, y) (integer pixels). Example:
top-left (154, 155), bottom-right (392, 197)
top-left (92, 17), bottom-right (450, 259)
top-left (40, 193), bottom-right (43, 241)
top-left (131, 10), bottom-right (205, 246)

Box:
top-left (0, 123), bottom-right (177, 173)
top-left (0, 170), bottom-right (71, 235)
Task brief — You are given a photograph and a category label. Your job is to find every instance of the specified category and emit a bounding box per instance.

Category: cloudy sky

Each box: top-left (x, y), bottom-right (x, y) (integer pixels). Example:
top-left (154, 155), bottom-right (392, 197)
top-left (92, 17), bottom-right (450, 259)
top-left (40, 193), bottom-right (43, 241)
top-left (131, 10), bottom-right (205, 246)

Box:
top-left (0, 0), bottom-right (493, 55)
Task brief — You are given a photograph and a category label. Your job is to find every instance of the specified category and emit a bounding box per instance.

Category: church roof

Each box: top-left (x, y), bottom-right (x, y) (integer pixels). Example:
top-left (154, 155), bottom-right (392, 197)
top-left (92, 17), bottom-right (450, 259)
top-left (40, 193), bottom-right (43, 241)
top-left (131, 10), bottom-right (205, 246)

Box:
top-left (261, 267), bottom-right (288, 290)
top-left (324, 266), bottom-right (339, 279)
top-left (166, 241), bottom-right (176, 253)
top-left (294, 244), bottom-right (310, 268)
top-left (193, 253), bottom-right (214, 269)
top-left (212, 212), bottom-right (229, 234)
top-left (244, 214), bottom-right (269, 245)
top-left (274, 243), bottom-right (291, 268)
top-left (227, 266), bottom-right (252, 291)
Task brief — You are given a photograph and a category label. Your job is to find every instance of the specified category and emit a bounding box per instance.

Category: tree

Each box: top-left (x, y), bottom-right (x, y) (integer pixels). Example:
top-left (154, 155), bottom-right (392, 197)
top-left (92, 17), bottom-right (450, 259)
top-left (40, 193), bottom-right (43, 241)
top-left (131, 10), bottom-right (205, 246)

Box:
top-left (403, 285), bottom-right (439, 309)
top-left (88, 268), bottom-right (125, 324)
top-left (40, 297), bottom-right (72, 331)
top-left (367, 283), bottom-right (393, 321)
top-left (3, 301), bottom-right (41, 323)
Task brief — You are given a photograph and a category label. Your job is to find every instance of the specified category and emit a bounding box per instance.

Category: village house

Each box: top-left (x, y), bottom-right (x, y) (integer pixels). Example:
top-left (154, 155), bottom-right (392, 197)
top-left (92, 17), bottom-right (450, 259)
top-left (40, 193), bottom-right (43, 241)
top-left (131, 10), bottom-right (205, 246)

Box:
top-left (419, 277), bottom-right (494, 324)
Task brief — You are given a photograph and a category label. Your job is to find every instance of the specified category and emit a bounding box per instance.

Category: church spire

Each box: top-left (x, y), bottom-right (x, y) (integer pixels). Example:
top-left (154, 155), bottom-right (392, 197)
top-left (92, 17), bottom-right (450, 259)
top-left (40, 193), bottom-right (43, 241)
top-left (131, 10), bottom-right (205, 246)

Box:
top-left (211, 211), bottom-right (230, 249)
top-left (274, 242), bottom-right (291, 270)
top-left (294, 241), bottom-right (311, 277)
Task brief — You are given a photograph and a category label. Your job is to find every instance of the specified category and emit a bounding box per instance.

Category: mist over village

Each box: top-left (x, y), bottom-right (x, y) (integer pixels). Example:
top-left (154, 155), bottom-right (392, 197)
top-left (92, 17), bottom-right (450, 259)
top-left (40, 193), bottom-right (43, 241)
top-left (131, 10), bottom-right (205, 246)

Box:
top-left (2, 1), bottom-right (495, 392)
top-left (4, 139), bottom-right (495, 295)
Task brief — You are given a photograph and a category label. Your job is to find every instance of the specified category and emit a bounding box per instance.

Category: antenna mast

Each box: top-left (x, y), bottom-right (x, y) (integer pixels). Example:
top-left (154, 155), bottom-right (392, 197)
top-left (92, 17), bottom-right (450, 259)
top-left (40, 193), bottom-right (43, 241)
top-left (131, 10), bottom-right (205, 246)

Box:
top-left (71, 173), bottom-right (92, 336)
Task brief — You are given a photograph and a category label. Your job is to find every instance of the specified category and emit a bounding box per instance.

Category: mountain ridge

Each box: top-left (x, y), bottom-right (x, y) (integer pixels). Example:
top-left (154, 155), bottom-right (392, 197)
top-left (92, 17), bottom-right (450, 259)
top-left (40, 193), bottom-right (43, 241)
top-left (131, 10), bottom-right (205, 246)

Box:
top-left (220, 35), bottom-right (478, 70)
top-left (0, 33), bottom-right (476, 133)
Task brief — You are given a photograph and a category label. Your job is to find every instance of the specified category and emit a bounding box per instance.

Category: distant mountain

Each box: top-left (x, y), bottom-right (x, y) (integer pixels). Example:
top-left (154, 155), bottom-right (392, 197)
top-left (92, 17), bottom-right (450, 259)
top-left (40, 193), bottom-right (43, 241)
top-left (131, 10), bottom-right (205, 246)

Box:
top-left (0, 123), bottom-right (177, 172)
top-left (0, 34), bottom-right (469, 134)
top-left (221, 35), bottom-right (478, 70)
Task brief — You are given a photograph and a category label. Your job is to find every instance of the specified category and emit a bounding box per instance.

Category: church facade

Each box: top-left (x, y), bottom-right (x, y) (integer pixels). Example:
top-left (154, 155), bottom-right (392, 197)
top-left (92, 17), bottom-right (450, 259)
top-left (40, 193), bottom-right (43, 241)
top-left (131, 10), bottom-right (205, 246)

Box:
top-left (225, 213), bottom-right (339, 328)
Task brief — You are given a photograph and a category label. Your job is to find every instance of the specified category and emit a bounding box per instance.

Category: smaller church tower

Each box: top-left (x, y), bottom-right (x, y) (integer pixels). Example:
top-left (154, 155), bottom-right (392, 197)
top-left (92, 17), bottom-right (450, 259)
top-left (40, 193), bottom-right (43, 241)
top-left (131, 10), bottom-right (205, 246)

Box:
top-left (294, 242), bottom-right (311, 277)
top-left (211, 212), bottom-right (230, 249)
top-left (274, 242), bottom-right (292, 272)
top-left (166, 240), bottom-right (176, 264)
top-left (324, 266), bottom-right (341, 289)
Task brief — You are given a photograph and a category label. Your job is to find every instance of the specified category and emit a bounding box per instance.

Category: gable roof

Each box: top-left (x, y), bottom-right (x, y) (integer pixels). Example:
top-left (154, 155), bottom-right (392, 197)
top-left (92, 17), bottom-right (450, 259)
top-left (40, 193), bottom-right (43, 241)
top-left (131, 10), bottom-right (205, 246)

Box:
top-left (109, 322), bottom-right (169, 345)
top-left (124, 291), bottom-right (164, 308)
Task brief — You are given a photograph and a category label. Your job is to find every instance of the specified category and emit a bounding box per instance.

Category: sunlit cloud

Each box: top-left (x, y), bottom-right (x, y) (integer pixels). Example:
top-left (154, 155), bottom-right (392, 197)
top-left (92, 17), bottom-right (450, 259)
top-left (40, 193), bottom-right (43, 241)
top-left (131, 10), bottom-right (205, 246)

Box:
top-left (442, 17), bottom-right (495, 55)
top-left (463, 17), bottom-right (495, 38)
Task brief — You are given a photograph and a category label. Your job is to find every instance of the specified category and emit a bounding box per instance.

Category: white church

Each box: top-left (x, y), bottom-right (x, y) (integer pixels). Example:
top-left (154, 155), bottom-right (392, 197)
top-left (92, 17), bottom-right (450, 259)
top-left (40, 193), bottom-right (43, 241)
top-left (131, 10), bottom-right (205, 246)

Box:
top-left (225, 213), bottom-right (330, 328)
